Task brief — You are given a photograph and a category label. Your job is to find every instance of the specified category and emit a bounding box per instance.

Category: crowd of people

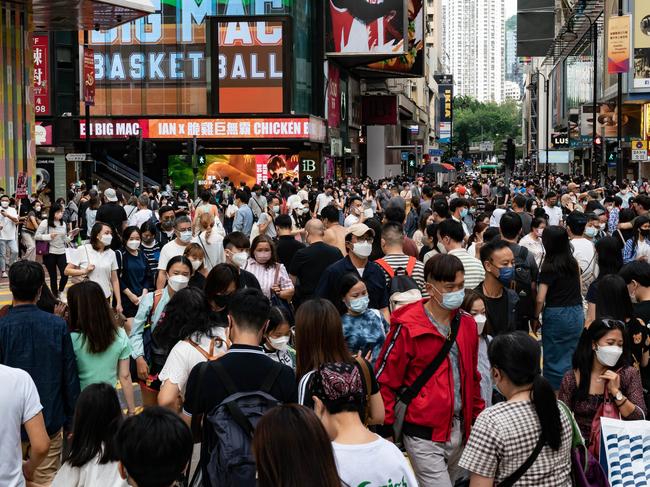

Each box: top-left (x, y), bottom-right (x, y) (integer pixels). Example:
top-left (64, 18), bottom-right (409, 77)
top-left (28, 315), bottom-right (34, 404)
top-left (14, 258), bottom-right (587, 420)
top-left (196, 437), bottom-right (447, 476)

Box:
top-left (1, 172), bottom-right (649, 486)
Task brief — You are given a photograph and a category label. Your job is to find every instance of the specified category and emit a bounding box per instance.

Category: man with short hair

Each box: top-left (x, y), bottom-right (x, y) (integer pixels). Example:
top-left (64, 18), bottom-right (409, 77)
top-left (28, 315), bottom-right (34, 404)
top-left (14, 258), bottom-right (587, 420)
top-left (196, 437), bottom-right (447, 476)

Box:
top-left (117, 407), bottom-right (193, 487)
top-left (249, 184), bottom-right (268, 221)
top-left (289, 219), bottom-right (343, 307)
top-left (0, 261), bottom-right (80, 484)
top-left (0, 194), bottom-right (19, 277)
top-left (438, 219), bottom-right (485, 289)
top-left (323, 204), bottom-right (348, 256)
top-left (232, 189), bottom-right (254, 237)
top-left (475, 239), bottom-right (519, 336)
top-left (375, 254), bottom-right (484, 487)
top-left (317, 223), bottom-right (389, 316)
top-left (183, 288), bottom-right (297, 485)
top-left (431, 198), bottom-right (450, 223)
top-left (377, 222), bottom-right (428, 296)
top-left (130, 194), bottom-right (154, 229)
top-left (449, 198), bottom-right (470, 237)
top-left (543, 191), bottom-right (563, 226)
top-left (384, 206), bottom-right (419, 257)
top-left (344, 195), bottom-right (366, 227)
top-left (275, 214), bottom-right (305, 267)
top-left (96, 188), bottom-right (128, 249)
top-left (419, 185), bottom-right (434, 215)
top-left (315, 185), bottom-right (334, 215)
top-left (222, 232), bottom-right (261, 290)
top-left (156, 215), bottom-right (194, 289)
top-left (566, 211), bottom-right (597, 295)
top-left (512, 194), bottom-right (532, 235)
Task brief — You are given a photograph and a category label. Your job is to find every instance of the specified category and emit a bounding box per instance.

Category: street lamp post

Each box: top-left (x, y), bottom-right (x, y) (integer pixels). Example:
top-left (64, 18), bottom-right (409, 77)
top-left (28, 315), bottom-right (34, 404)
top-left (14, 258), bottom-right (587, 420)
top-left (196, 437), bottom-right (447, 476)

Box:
top-left (533, 69), bottom-right (551, 189)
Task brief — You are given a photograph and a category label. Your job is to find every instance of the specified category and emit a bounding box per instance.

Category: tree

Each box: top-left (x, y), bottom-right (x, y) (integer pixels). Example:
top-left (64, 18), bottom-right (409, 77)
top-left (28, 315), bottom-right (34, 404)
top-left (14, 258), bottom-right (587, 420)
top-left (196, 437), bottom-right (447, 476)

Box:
top-left (450, 97), bottom-right (522, 159)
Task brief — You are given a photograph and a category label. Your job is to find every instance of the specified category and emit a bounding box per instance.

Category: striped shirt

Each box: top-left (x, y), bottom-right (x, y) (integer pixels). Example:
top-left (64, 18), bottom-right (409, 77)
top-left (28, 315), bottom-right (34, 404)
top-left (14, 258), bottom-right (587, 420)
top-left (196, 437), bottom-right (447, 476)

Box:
top-left (377, 254), bottom-right (429, 297)
top-left (244, 259), bottom-right (293, 299)
top-left (448, 248), bottom-right (485, 289)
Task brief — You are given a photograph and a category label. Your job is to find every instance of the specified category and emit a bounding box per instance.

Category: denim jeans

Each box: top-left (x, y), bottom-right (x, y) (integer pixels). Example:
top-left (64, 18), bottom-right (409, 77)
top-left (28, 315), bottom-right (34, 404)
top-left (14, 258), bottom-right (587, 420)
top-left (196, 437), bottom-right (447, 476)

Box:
top-left (542, 304), bottom-right (584, 390)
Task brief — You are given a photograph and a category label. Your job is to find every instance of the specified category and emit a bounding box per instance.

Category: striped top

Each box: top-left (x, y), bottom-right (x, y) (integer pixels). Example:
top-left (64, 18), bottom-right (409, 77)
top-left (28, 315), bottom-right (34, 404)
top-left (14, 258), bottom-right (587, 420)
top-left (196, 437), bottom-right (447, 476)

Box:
top-left (377, 254), bottom-right (429, 297)
top-left (448, 248), bottom-right (485, 289)
top-left (244, 259), bottom-right (293, 299)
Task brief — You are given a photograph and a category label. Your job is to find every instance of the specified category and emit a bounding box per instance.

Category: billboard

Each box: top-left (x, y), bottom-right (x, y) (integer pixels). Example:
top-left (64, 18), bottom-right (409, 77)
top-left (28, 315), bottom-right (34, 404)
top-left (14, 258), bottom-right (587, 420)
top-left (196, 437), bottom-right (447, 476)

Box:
top-left (211, 16), bottom-right (289, 114)
top-left (33, 35), bottom-right (50, 115)
top-left (607, 14), bottom-right (631, 74)
top-left (633, 1), bottom-right (650, 88)
top-left (362, 0), bottom-right (424, 76)
top-left (325, 0), bottom-right (408, 56)
top-left (85, 0), bottom-right (292, 116)
top-left (168, 153), bottom-right (299, 188)
top-left (435, 75), bottom-right (453, 143)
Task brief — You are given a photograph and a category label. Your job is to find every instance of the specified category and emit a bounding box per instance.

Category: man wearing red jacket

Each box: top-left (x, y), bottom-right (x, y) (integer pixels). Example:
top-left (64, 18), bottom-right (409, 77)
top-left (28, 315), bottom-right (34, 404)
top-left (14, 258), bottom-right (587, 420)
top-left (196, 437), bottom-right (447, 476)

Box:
top-left (375, 253), bottom-right (485, 487)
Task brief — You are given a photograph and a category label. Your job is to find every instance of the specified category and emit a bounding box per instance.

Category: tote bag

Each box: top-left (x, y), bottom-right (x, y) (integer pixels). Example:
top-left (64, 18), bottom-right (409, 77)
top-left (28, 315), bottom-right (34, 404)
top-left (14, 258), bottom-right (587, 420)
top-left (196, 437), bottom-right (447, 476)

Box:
top-left (600, 416), bottom-right (650, 486)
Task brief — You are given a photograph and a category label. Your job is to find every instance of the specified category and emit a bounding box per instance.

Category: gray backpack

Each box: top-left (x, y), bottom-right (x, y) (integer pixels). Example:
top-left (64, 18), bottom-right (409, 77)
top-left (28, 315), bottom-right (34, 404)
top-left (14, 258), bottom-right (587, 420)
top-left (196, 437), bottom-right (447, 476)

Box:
top-left (201, 360), bottom-right (282, 487)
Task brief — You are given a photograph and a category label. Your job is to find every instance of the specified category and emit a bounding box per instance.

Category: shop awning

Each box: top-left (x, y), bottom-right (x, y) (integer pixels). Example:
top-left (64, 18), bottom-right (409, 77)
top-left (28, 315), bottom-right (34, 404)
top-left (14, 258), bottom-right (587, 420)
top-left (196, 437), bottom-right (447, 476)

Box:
top-left (441, 163), bottom-right (455, 171)
top-left (424, 163), bottom-right (454, 174)
top-left (31, 0), bottom-right (155, 31)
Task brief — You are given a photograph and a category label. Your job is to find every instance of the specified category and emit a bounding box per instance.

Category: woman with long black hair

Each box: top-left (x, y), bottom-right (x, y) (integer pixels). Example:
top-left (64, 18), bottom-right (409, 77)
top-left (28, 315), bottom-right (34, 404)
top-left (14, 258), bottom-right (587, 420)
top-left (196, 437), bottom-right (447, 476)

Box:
top-left (585, 236), bottom-right (624, 324)
top-left (622, 214), bottom-right (650, 263)
top-left (459, 331), bottom-right (572, 485)
top-left (534, 226), bottom-right (584, 390)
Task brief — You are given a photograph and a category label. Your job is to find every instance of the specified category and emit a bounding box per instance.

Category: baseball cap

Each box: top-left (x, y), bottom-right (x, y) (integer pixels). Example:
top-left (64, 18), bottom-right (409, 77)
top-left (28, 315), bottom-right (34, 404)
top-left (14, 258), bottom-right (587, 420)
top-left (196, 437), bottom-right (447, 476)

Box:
top-left (346, 223), bottom-right (375, 238)
top-left (104, 188), bottom-right (118, 202)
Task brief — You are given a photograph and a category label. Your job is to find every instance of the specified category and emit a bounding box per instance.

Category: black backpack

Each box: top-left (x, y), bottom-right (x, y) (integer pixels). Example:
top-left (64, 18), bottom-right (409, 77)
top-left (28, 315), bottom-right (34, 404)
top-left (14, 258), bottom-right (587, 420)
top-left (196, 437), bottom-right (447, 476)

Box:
top-left (512, 245), bottom-right (534, 330)
top-left (200, 360), bottom-right (282, 487)
top-left (376, 257), bottom-right (420, 297)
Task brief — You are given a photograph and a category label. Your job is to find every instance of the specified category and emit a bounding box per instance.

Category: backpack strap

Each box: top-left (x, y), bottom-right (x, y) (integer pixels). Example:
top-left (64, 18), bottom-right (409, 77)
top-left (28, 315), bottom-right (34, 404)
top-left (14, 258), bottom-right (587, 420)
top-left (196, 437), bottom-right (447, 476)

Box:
top-left (375, 258), bottom-right (395, 278)
top-left (212, 359), bottom-right (238, 396)
top-left (260, 360), bottom-right (283, 394)
top-left (354, 356), bottom-right (372, 424)
top-left (146, 290), bottom-right (164, 327)
top-left (497, 433), bottom-right (545, 486)
top-left (405, 256), bottom-right (417, 276)
top-left (186, 337), bottom-right (221, 361)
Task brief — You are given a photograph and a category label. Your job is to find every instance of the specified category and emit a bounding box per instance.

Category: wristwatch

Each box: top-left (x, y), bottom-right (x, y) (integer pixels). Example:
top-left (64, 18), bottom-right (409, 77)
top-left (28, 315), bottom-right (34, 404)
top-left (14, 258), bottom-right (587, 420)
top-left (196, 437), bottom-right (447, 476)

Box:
top-left (614, 391), bottom-right (624, 402)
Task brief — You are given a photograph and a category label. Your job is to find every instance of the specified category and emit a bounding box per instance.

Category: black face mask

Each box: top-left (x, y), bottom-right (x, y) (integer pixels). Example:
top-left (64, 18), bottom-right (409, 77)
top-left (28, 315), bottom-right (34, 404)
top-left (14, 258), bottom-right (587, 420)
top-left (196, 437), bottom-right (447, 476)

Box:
top-left (641, 229), bottom-right (650, 237)
top-left (161, 220), bottom-right (174, 230)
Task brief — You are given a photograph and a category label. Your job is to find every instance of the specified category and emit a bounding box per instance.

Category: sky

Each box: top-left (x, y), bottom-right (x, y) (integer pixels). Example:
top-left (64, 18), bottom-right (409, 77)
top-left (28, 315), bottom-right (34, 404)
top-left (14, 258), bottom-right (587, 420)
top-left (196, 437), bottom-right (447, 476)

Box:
top-left (505, 0), bottom-right (517, 19)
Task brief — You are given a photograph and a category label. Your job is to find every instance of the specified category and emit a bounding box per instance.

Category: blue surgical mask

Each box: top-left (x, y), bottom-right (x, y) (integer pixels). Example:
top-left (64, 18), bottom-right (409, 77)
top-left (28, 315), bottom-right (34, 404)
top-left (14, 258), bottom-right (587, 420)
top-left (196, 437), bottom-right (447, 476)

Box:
top-left (497, 266), bottom-right (515, 287)
top-left (432, 286), bottom-right (465, 310)
top-left (348, 295), bottom-right (369, 314)
top-left (585, 227), bottom-right (598, 238)
top-left (460, 208), bottom-right (469, 218)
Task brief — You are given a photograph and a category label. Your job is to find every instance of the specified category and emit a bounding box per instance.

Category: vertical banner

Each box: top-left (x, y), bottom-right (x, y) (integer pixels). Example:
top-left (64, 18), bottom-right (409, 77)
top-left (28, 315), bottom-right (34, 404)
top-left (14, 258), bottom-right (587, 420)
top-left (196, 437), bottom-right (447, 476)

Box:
top-left (434, 75), bottom-right (453, 144)
top-left (633, 2), bottom-right (650, 88)
top-left (327, 63), bottom-right (341, 128)
top-left (33, 35), bottom-right (49, 115)
top-left (608, 14), bottom-right (631, 74)
top-left (83, 48), bottom-right (95, 106)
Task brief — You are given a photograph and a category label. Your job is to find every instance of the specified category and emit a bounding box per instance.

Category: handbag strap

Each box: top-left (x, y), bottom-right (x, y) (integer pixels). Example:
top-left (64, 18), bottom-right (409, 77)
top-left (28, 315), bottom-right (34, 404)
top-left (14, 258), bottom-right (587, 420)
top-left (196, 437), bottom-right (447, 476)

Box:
top-left (273, 263), bottom-right (281, 287)
top-left (354, 356), bottom-right (372, 424)
top-left (399, 312), bottom-right (461, 405)
top-left (497, 434), bottom-right (545, 487)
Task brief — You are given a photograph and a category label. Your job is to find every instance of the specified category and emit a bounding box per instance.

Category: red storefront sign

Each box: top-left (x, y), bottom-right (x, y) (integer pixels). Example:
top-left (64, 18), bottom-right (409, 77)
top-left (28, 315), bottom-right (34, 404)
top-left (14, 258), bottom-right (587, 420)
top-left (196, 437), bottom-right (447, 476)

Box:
top-left (83, 48), bottom-right (95, 106)
top-left (79, 119), bottom-right (149, 139)
top-left (148, 118), bottom-right (311, 139)
top-left (33, 35), bottom-right (50, 115)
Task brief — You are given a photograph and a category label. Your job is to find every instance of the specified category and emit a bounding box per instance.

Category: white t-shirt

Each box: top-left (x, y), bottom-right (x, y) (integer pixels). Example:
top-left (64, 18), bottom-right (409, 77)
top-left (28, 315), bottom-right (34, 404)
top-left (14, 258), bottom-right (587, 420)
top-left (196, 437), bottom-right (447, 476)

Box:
top-left (332, 436), bottom-right (418, 487)
top-left (129, 208), bottom-right (153, 229)
top-left (0, 207), bottom-right (18, 240)
top-left (543, 205), bottom-right (563, 226)
top-left (158, 328), bottom-right (228, 396)
top-left (157, 240), bottom-right (188, 270)
top-left (572, 238), bottom-right (596, 274)
top-left (316, 193), bottom-right (333, 214)
top-left (52, 456), bottom-right (127, 487)
top-left (0, 364), bottom-right (42, 487)
top-left (192, 232), bottom-right (225, 272)
top-left (344, 213), bottom-right (360, 227)
top-left (70, 244), bottom-right (118, 298)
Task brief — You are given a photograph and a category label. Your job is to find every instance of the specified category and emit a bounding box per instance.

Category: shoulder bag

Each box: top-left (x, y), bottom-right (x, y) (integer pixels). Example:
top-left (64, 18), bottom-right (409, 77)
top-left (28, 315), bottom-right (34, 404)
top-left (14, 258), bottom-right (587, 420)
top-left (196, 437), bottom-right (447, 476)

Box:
top-left (392, 312), bottom-right (461, 442)
top-left (496, 434), bottom-right (545, 487)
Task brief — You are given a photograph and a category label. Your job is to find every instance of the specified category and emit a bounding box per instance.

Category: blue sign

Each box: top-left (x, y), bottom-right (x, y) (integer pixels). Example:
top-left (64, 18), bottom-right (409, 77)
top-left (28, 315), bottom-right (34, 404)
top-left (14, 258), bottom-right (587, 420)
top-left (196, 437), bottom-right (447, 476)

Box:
top-left (450, 157), bottom-right (460, 163)
top-left (401, 151), bottom-right (409, 161)
top-left (429, 149), bottom-right (444, 157)
top-left (465, 159), bottom-right (472, 166)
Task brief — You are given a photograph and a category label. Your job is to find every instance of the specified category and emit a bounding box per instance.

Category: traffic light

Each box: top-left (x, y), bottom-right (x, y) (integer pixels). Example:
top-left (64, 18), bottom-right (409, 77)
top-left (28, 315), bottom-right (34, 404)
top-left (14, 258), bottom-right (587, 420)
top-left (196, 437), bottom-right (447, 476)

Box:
top-left (196, 144), bottom-right (206, 165)
top-left (123, 136), bottom-right (138, 164)
top-left (505, 138), bottom-right (516, 170)
top-left (181, 138), bottom-right (196, 162)
top-left (593, 136), bottom-right (603, 163)
top-left (143, 141), bottom-right (157, 165)
top-left (606, 141), bottom-right (618, 165)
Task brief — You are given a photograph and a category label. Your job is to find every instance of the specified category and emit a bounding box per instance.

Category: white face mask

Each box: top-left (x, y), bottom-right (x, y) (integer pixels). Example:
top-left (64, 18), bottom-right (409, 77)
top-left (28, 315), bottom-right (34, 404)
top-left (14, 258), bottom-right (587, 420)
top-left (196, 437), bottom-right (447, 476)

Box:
top-left (190, 259), bottom-right (202, 271)
top-left (1, 201), bottom-right (9, 208)
top-left (126, 239), bottom-right (140, 250)
top-left (168, 275), bottom-right (189, 291)
top-left (352, 241), bottom-right (372, 258)
top-left (100, 235), bottom-right (113, 246)
top-left (474, 314), bottom-right (487, 335)
top-left (232, 251), bottom-right (249, 269)
top-left (595, 345), bottom-right (623, 367)
top-left (179, 230), bottom-right (193, 243)
top-left (268, 336), bottom-right (290, 352)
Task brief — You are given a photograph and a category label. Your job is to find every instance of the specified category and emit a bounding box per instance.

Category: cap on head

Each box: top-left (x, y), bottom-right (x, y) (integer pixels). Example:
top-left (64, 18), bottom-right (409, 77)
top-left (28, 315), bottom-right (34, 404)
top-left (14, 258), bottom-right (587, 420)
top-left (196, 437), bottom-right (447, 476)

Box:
top-left (104, 188), bottom-right (118, 202)
top-left (346, 223), bottom-right (375, 238)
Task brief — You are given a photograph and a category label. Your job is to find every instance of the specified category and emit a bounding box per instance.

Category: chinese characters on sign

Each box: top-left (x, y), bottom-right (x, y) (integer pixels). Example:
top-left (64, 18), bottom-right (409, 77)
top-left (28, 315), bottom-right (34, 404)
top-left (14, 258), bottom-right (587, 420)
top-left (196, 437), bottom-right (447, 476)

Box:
top-left (608, 15), bottom-right (631, 74)
top-left (83, 48), bottom-right (96, 105)
top-left (33, 35), bottom-right (50, 115)
top-left (148, 118), bottom-right (311, 139)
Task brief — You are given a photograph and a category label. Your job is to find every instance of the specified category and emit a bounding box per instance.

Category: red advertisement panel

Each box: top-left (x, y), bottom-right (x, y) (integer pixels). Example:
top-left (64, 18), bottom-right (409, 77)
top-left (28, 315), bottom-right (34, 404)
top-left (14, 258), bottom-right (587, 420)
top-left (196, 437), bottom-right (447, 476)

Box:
top-left (83, 48), bottom-right (96, 105)
top-left (33, 35), bottom-right (50, 115)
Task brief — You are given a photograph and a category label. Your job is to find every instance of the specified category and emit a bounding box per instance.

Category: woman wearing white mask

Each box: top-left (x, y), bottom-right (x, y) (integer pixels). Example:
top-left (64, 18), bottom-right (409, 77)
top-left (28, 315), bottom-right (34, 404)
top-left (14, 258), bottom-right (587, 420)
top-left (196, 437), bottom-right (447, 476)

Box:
top-left (117, 226), bottom-right (152, 334)
top-left (65, 222), bottom-right (123, 314)
top-left (244, 235), bottom-right (294, 301)
top-left (559, 318), bottom-right (646, 443)
top-left (262, 306), bottom-right (296, 370)
top-left (339, 273), bottom-right (389, 365)
top-left (462, 290), bottom-right (494, 407)
top-left (183, 243), bottom-right (209, 289)
top-left (129, 255), bottom-right (192, 407)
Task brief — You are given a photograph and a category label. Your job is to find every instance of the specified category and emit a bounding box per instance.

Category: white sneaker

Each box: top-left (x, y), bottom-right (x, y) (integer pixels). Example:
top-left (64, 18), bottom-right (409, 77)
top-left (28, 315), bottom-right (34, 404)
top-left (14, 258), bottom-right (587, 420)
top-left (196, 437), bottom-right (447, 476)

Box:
top-left (2, 272), bottom-right (7, 278)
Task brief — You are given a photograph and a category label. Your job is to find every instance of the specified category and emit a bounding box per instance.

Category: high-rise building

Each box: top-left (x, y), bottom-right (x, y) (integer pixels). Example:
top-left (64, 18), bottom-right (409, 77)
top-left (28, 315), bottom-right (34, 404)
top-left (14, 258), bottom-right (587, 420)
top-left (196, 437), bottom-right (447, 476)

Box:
top-left (505, 15), bottom-right (525, 93)
top-left (442, 0), bottom-right (505, 103)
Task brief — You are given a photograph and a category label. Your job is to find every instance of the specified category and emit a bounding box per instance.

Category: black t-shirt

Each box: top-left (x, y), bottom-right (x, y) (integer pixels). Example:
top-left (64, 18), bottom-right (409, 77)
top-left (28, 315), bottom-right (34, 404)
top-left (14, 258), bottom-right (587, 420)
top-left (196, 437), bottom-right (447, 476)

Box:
top-left (239, 269), bottom-right (261, 290)
top-left (189, 272), bottom-right (206, 290)
top-left (476, 285), bottom-right (511, 336)
top-left (633, 301), bottom-right (650, 391)
top-left (538, 270), bottom-right (582, 307)
top-left (517, 211), bottom-right (533, 236)
top-left (96, 202), bottom-right (127, 232)
top-left (288, 242), bottom-right (343, 306)
top-left (276, 235), bottom-right (305, 268)
top-left (175, 199), bottom-right (190, 213)
top-left (183, 345), bottom-right (297, 483)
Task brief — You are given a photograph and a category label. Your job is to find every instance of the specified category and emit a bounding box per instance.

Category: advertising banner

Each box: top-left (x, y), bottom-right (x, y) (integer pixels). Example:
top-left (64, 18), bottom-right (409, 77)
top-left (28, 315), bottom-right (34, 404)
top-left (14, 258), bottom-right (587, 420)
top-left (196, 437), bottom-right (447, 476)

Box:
top-left (633, 1), bottom-right (650, 88)
top-left (83, 48), bottom-right (96, 105)
top-left (79, 119), bottom-right (149, 139)
top-left (363, 0), bottom-right (424, 76)
top-left (33, 35), bottom-right (50, 115)
top-left (435, 75), bottom-right (453, 143)
top-left (362, 95), bottom-right (398, 125)
top-left (325, 0), bottom-right (408, 56)
top-left (213, 18), bottom-right (287, 113)
top-left (168, 153), bottom-right (299, 188)
top-left (327, 63), bottom-right (341, 128)
top-left (608, 14), bottom-right (631, 74)
top-left (35, 122), bottom-right (53, 146)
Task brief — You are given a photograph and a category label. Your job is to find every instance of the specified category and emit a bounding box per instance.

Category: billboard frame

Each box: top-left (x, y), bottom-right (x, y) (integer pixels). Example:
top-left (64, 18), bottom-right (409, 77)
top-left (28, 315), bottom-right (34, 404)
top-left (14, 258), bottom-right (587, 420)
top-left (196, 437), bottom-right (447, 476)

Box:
top-left (208, 15), bottom-right (293, 116)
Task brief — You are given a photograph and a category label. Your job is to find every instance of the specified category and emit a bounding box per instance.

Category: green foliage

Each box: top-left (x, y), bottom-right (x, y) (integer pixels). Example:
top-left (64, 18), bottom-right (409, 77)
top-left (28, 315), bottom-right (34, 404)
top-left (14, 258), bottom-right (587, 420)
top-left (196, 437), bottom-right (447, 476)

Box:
top-left (451, 97), bottom-right (522, 154)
